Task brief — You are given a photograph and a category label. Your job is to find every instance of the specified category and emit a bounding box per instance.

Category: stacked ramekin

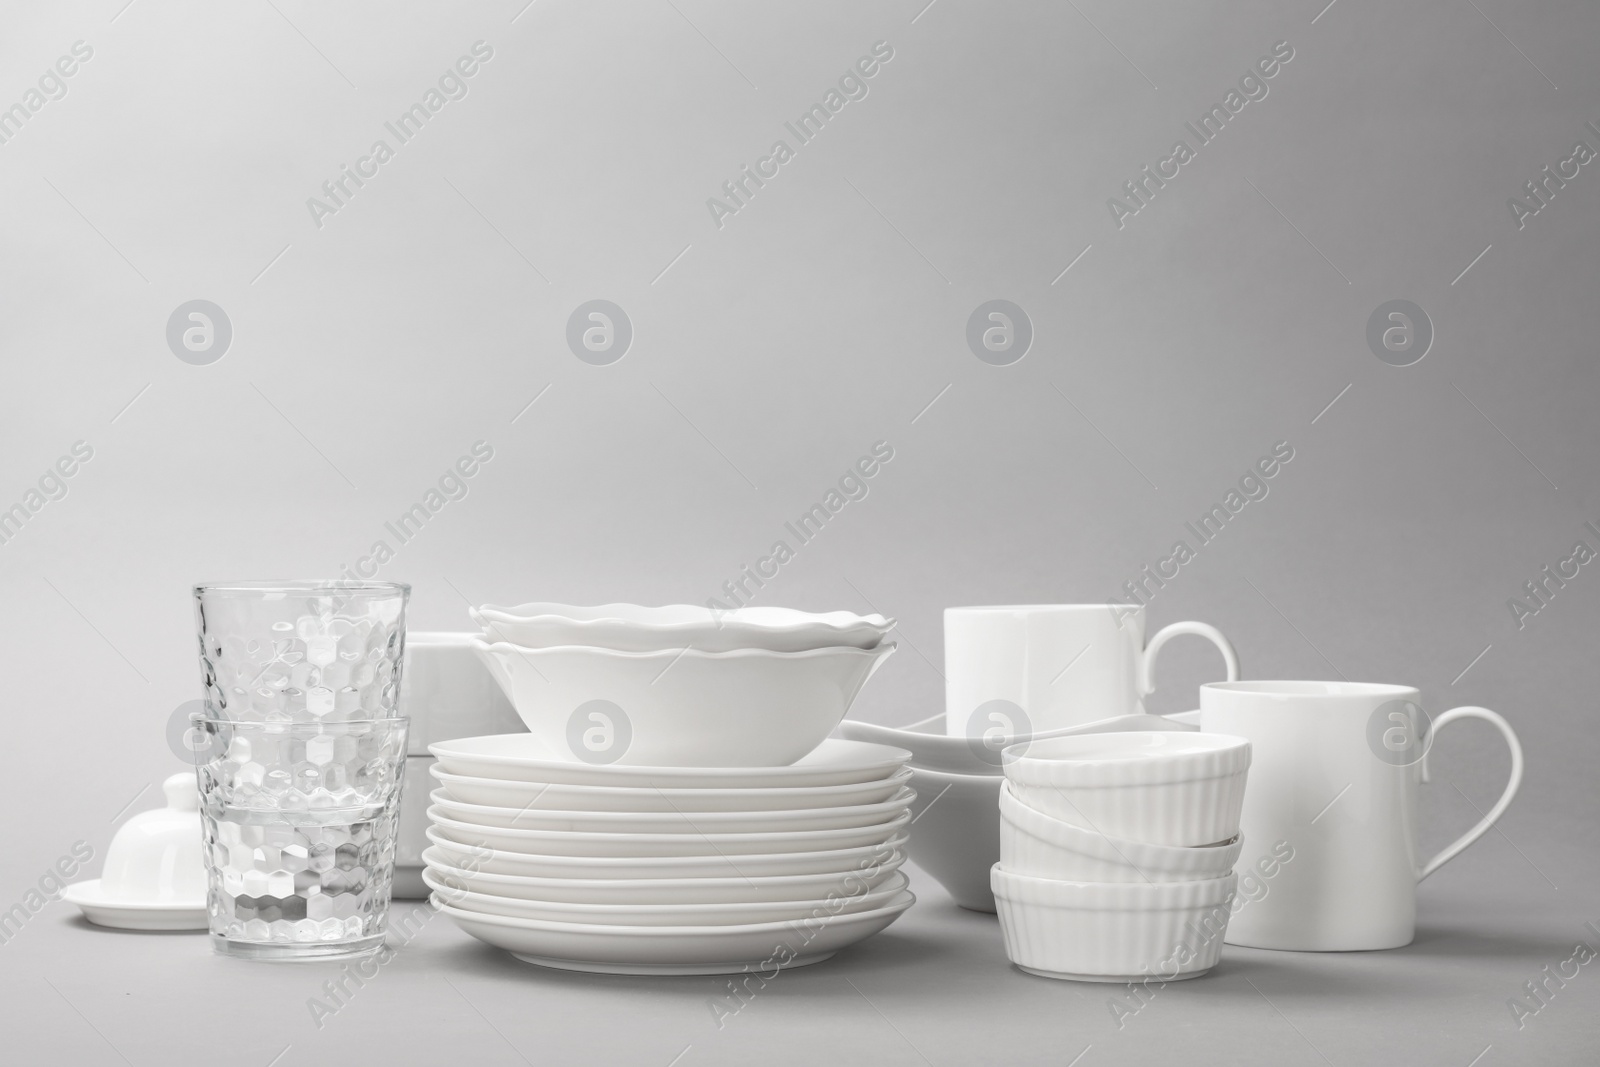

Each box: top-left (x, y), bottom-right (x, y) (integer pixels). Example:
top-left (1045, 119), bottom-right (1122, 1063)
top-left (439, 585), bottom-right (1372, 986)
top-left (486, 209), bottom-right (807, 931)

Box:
top-left (992, 732), bottom-right (1252, 982)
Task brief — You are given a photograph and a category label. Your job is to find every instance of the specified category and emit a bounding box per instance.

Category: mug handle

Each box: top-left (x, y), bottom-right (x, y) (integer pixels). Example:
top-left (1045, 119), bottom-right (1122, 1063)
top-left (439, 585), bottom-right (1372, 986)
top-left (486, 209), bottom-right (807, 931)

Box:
top-left (1139, 622), bottom-right (1240, 697)
top-left (1417, 706), bottom-right (1524, 882)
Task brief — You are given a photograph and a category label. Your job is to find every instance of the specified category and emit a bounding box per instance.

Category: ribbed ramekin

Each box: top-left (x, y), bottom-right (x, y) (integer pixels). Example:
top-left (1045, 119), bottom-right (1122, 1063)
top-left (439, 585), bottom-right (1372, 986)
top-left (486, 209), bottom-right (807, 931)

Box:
top-left (1000, 732), bottom-right (1250, 847)
top-left (998, 781), bottom-right (1242, 882)
top-left (991, 866), bottom-right (1238, 982)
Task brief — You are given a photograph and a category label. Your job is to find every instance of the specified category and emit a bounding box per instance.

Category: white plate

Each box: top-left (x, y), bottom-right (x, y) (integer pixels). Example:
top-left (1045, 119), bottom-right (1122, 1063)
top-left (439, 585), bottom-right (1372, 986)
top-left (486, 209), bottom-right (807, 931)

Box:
top-left (470, 603), bottom-right (894, 653)
top-left (425, 827), bottom-right (909, 880)
top-left (472, 639), bottom-right (896, 767)
top-left (429, 736), bottom-right (910, 789)
top-left (61, 880), bottom-right (208, 931)
top-left (419, 846), bottom-right (905, 903)
top-left (425, 867), bottom-right (910, 925)
top-left (427, 787), bottom-right (915, 834)
top-left (430, 764), bottom-right (914, 812)
top-left (434, 889), bottom-right (916, 975)
top-left (428, 808), bottom-right (912, 858)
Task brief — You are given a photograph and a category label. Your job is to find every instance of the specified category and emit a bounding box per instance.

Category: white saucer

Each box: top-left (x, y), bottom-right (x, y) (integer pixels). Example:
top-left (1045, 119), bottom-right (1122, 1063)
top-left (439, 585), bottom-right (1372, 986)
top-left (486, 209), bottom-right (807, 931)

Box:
top-left (434, 888), bottom-right (915, 975)
top-left (61, 880), bottom-right (208, 931)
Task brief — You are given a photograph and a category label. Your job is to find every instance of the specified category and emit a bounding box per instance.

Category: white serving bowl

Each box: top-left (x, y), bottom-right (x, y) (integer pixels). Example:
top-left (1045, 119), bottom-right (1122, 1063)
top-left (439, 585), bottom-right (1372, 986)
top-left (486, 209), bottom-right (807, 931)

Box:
top-left (424, 827), bottom-right (908, 880)
top-left (991, 866), bottom-right (1238, 982)
top-left (424, 868), bottom-right (910, 926)
top-left (999, 781), bottom-right (1242, 883)
top-left (430, 764), bottom-right (914, 813)
top-left (472, 638), bottom-right (896, 767)
top-left (470, 602), bottom-right (894, 653)
top-left (839, 712), bottom-right (1200, 776)
top-left (428, 808), bottom-right (913, 858)
top-left (1001, 732), bottom-right (1251, 847)
top-left (905, 766), bottom-right (1004, 913)
top-left (430, 734), bottom-right (909, 788)
top-left (420, 846), bottom-right (904, 904)
top-left (428, 787), bottom-right (915, 835)
top-left (433, 890), bottom-right (916, 975)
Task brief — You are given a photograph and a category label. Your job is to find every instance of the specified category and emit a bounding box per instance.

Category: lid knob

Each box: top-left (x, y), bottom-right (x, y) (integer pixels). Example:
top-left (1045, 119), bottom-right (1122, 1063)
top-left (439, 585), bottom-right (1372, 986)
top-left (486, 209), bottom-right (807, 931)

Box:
top-left (162, 772), bottom-right (199, 811)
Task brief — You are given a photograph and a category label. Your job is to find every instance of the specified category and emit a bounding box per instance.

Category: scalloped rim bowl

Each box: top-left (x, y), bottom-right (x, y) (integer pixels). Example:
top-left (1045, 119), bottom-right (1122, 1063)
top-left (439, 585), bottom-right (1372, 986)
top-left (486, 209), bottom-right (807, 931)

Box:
top-left (470, 603), bottom-right (894, 653)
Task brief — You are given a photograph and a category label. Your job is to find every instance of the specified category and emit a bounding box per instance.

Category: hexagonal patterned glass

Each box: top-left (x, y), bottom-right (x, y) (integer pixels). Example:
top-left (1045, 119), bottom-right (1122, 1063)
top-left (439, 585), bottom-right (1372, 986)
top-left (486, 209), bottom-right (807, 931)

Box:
top-left (194, 580), bottom-right (408, 723)
top-left (195, 716), bottom-right (410, 960)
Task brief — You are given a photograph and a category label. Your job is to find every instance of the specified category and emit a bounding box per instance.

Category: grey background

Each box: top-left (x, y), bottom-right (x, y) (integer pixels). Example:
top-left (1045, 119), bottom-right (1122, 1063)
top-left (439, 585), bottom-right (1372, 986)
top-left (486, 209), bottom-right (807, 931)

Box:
top-left (2, 0), bottom-right (1596, 1063)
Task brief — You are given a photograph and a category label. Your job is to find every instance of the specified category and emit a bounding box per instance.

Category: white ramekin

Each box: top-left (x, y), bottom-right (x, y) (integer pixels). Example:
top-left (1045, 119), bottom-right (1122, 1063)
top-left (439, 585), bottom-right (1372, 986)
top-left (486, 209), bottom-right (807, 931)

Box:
top-left (998, 781), bottom-right (1242, 882)
top-left (991, 866), bottom-right (1238, 982)
top-left (1001, 732), bottom-right (1250, 847)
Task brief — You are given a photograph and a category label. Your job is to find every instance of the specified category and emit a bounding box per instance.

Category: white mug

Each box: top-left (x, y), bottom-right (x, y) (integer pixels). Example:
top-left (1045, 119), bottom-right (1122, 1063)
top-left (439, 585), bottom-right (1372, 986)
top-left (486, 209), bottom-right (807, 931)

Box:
top-left (945, 605), bottom-right (1238, 737)
top-left (1200, 681), bottom-right (1523, 951)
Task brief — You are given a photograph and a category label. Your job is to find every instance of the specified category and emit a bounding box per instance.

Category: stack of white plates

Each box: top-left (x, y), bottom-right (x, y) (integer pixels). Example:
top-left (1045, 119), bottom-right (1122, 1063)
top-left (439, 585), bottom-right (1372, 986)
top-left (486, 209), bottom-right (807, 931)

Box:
top-left (426, 734), bottom-right (916, 974)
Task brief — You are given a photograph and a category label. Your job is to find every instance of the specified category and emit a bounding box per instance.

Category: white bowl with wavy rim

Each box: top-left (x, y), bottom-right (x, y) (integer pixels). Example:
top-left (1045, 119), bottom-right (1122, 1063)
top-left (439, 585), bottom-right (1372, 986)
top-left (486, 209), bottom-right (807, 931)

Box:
top-left (430, 764), bottom-right (914, 813)
top-left (992, 866), bottom-right (1237, 982)
top-left (428, 787), bottom-right (915, 835)
top-left (838, 711), bottom-right (1199, 776)
top-left (433, 889), bottom-right (916, 975)
top-left (428, 807), bottom-right (913, 858)
top-left (420, 846), bottom-right (905, 904)
top-left (472, 638), bottom-right (897, 767)
top-left (430, 735), bottom-right (910, 788)
top-left (470, 603), bottom-right (894, 653)
top-left (1001, 732), bottom-right (1252, 847)
top-left (424, 827), bottom-right (909, 880)
top-left (999, 781), bottom-right (1242, 882)
top-left (425, 867), bottom-right (910, 925)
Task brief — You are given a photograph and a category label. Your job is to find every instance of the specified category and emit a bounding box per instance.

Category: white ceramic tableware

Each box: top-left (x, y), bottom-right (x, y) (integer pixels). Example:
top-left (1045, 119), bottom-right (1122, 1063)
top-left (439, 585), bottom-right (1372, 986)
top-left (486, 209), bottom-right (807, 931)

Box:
top-left (428, 808), bottom-right (913, 858)
top-left (991, 866), bottom-right (1238, 982)
top-left (420, 846), bottom-right (905, 904)
top-left (431, 764), bottom-right (915, 812)
top-left (944, 605), bottom-right (1239, 736)
top-left (424, 828), bottom-right (909, 880)
top-left (838, 711), bottom-right (1199, 776)
top-left (471, 603), bottom-right (894, 653)
top-left (428, 788), bottom-right (915, 835)
top-left (433, 890), bottom-right (916, 974)
top-left (424, 868), bottom-right (910, 926)
top-left (393, 755), bottom-right (436, 899)
top-left (1200, 680), bottom-right (1524, 951)
top-left (998, 781), bottom-right (1242, 883)
top-left (1001, 732), bottom-right (1252, 847)
top-left (430, 735), bottom-right (911, 789)
top-left (473, 638), bottom-right (896, 766)
top-left (62, 773), bottom-right (207, 931)
top-left (402, 632), bottom-right (523, 755)
top-left (905, 766), bottom-right (1004, 912)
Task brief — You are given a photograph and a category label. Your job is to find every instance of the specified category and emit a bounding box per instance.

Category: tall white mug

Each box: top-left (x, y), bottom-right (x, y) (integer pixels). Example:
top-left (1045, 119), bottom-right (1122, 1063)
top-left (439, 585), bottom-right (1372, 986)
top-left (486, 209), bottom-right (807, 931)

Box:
top-left (1200, 681), bottom-right (1524, 951)
top-left (944, 604), bottom-right (1239, 737)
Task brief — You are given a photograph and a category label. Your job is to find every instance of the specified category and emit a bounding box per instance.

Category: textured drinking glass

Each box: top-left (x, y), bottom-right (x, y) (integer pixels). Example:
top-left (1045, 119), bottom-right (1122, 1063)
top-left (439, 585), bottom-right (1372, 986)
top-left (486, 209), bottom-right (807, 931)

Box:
top-left (195, 716), bottom-right (410, 960)
top-left (194, 580), bottom-right (409, 722)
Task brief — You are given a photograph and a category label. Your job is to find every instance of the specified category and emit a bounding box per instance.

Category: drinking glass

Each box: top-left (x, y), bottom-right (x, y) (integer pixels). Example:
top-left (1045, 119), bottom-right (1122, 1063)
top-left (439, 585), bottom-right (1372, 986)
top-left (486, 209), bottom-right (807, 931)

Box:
top-left (194, 716), bottom-right (409, 959)
top-left (194, 580), bottom-right (409, 722)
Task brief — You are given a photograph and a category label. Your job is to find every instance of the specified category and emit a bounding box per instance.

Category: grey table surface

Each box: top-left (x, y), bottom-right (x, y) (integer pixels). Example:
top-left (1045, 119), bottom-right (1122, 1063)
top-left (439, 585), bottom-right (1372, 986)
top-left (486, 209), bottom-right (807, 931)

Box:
top-left (5, 851), bottom-right (1595, 1067)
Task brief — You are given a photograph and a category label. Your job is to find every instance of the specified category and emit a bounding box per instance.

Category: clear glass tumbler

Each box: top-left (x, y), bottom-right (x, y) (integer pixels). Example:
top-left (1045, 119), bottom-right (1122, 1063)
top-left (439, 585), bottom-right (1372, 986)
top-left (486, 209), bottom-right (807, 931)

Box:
top-left (194, 580), bottom-right (409, 722)
top-left (194, 716), bottom-right (409, 960)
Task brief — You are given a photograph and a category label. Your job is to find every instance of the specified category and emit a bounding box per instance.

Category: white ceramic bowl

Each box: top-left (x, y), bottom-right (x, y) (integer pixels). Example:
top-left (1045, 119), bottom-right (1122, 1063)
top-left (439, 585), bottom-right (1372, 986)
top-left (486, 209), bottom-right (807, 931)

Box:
top-left (428, 807), bottom-right (913, 858)
top-left (838, 712), bottom-right (1200, 776)
top-left (424, 867), bottom-right (910, 925)
top-left (905, 766), bottom-right (1003, 913)
top-left (999, 781), bottom-right (1242, 883)
top-left (472, 638), bottom-right (896, 767)
top-left (427, 787), bottom-right (915, 834)
top-left (424, 827), bottom-right (909, 880)
top-left (471, 602), bottom-right (894, 653)
top-left (420, 846), bottom-right (905, 904)
top-left (401, 632), bottom-right (524, 755)
top-left (991, 866), bottom-right (1238, 982)
top-left (429, 735), bottom-right (910, 789)
top-left (1001, 732), bottom-right (1251, 847)
top-left (433, 890), bottom-right (916, 975)
top-left (431, 764), bottom-right (914, 812)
